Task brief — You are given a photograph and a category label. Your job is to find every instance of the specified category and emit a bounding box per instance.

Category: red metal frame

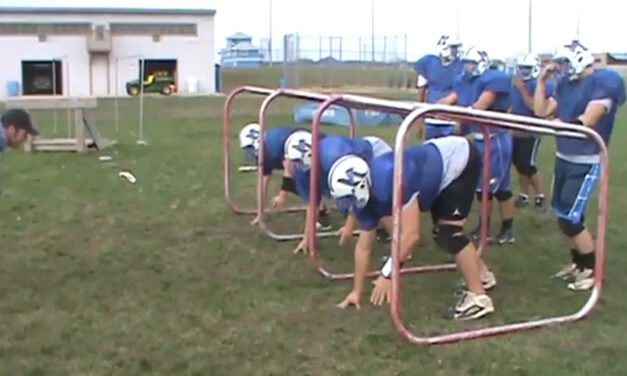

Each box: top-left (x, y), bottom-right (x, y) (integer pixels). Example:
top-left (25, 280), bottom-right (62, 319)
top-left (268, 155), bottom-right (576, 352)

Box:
top-left (389, 104), bottom-right (607, 345)
top-left (307, 94), bottom-right (465, 280)
top-left (224, 86), bottom-right (317, 215)
top-left (255, 88), bottom-right (359, 241)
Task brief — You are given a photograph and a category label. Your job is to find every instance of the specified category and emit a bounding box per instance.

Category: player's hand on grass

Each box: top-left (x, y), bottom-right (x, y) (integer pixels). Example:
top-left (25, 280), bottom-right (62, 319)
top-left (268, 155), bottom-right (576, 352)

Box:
top-left (370, 276), bottom-right (392, 306)
top-left (337, 226), bottom-right (353, 246)
top-left (336, 290), bottom-right (361, 309)
top-left (293, 238), bottom-right (309, 254)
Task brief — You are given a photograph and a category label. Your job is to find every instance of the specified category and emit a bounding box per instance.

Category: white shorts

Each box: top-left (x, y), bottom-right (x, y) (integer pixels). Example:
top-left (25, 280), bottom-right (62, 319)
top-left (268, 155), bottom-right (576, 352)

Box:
top-left (363, 136), bottom-right (392, 157)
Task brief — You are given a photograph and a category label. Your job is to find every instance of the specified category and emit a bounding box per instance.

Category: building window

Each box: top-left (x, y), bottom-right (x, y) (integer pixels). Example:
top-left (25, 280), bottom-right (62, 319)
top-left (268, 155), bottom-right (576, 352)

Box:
top-left (110, 22), bottom-right (197, 36)
top-left (0, 22), bottom-right (91, 35)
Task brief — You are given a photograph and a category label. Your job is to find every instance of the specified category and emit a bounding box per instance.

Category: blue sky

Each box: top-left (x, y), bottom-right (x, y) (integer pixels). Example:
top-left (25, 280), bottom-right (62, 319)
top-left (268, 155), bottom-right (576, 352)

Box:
top-left (0, 0), bottom-right (622, 60)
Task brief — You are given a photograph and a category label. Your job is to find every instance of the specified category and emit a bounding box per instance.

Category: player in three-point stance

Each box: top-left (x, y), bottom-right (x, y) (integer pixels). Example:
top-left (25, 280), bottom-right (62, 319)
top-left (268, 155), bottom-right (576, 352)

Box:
top-left (438, 47), bottom-right (517, 245)
top-left (414, 35), bottom-right (464, 141)
top-left (332, 136), bottom-right (497, 320)
top-left (238, 123), bottom-right (331, 230)
top-left (510, 53), bottom-right (552, 211)
top-left (534, 41), bottom-right (625, 290)
top-left (288, 134), bottom-right (393, 253)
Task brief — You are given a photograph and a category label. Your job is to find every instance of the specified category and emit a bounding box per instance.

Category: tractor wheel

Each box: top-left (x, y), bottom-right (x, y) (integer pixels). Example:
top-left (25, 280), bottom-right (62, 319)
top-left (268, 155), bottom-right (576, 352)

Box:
top-left (160, 85), bottom-right (172, 96)
top-left (128, 86), bottom-right (140, 96)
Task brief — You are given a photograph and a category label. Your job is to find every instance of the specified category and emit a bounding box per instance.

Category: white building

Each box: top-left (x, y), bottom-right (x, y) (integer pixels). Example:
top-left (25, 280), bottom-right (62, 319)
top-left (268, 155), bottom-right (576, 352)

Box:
top-left (0, 7), bottom-right (216, 98)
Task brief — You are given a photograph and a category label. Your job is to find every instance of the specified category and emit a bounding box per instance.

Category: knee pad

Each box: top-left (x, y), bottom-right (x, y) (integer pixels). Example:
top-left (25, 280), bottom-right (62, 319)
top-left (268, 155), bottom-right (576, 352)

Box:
top-left (494, 190), bottom-right (513, 202)
top-left (476, 192), bottom-right (493, 202)
top-left (558, 218), bottom-right (585, 237)
top-left (435, 224), bottom-right (470, 255)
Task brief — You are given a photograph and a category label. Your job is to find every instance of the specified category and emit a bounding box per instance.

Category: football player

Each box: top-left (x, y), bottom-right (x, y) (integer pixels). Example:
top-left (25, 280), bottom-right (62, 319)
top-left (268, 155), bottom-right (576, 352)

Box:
top-left (438, 47), bottom-right (516, 245)
top-left (331, 136), bottom-right (497, 320)
top-left (534, 41), bottom-right (625, 290)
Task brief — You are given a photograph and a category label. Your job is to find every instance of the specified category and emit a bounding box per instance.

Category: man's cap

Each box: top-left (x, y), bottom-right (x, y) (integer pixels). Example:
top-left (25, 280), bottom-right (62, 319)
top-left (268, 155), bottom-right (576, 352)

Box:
top-left (1, 108), bottom-right (39, 136)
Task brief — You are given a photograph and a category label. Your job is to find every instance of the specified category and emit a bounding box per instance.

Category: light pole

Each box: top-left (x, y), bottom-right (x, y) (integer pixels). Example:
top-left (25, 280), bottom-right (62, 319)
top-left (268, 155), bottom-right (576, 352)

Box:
top-left (114, 54), bottom-right (146, 145)
top-left (371, 0), bottom-right (375, 62)
top-left (268, 0), bottom-right (273, 66)
top-left (527, 0), bottom-right (532, 52)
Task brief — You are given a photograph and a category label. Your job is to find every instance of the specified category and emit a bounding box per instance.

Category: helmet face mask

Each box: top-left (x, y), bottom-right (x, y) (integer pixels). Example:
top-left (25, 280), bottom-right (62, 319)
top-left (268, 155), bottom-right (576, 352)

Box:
top-left (284, 130), bottom-right (313, 171)
top-left (516, 53), bottom-right (540, 80)
top-left (328, 155), bottom-right (372, 212)
top-left (552, 42), bottom-right (594, 81)
top-left (437, 35), bottom-right (462, 64)
top-left (461, 47), bottom-right (489, 78)
top-left (239, 123), bottom-right (261, 163)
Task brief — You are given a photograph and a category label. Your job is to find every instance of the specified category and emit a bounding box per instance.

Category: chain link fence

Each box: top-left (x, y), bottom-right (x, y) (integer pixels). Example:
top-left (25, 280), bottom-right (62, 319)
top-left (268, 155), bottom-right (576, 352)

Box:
top-left (256, 33), bottom-right (416, 90)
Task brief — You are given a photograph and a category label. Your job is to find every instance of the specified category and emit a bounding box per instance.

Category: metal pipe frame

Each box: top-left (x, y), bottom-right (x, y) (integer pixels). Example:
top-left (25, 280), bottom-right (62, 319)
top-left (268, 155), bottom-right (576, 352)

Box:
top-left (307, 94), bottom-right (460, 281)
top-left (390, 104), bottom-right (607, 346)
top-left (256, 88), bottom-right (359, 241)
top-left (223, 86), bottom-right (304, 215)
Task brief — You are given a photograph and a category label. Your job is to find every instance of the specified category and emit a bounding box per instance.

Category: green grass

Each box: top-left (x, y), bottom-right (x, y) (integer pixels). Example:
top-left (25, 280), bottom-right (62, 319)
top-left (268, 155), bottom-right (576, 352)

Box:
top-left (221, 65), bottom-right (416, 93)
top-left (1, 95), bottom-right (627, 375)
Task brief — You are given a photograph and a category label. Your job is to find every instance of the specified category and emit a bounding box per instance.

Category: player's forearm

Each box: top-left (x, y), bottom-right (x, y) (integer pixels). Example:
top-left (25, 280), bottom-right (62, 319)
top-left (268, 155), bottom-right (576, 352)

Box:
top-left (417, 87), bottom-right (427, 102)
top-left (262, 174), bottom-right (272, 202)
top-left (520, 90), bottom-right (535, 110)
top-left (399, 232), bottom-right (419, 262)
top-left (533, 80), bottom-right (550, 117)
top-left (343, 214), bottom-right (358, 233)
top-left (353, 243), bottom-right (372, 295)
top-left (437, 93), bottom-right (458, 105)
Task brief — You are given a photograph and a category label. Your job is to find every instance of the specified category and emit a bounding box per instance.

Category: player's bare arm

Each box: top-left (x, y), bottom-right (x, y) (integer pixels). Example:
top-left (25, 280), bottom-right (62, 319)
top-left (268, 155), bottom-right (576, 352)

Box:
top-left (578, 100), bottom-right (611, 128)
top-left (534, 65), bottom-right (557, 118)
top-left (371, 199), bottom-right (421, 306)
top-left (514, 77), bottom-right (535, 110)
top-left (472, 91), bottom-right (497, 110)
top-left (437, 92), bottom-right (458, 105)
top-left (337, 228), bottom-right (377, 309)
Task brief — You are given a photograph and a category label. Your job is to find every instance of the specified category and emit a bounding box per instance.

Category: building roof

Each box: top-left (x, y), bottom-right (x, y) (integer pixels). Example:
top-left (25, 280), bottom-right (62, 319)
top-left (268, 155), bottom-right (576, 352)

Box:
top-left (227, 32), bottom-right (252, 40)
top-left (229, 42), bottom-right (259, 51)
top-left (0, 7), bottom-right (216, 16)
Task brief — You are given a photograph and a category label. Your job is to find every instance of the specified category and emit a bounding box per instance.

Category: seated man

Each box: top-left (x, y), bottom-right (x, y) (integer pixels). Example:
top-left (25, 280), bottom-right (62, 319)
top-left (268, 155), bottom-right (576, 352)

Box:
top-left (331, 135), bottom-right (496, 320)
top-left (238, 123), bottom-right (329, 229)
top-left (288, 134), bottom-right (393, 253)
top-left (1, 108), bottom-right (39, 152)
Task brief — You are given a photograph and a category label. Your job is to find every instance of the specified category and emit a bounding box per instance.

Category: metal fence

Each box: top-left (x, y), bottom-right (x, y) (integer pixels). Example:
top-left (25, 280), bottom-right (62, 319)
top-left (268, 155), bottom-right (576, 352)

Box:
top-left (256, 33), bottom-right (415, 90)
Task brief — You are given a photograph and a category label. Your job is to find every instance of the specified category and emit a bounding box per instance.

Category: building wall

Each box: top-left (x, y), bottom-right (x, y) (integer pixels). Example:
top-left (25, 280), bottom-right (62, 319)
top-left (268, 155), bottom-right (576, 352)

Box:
top-left (0, 12), bottom-right (215, 97)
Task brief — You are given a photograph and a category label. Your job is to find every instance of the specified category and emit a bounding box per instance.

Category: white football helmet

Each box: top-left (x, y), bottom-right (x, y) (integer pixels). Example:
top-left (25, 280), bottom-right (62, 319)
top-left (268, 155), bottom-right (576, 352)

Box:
top-left (328, 155), bottom-right (372, 212)
top-left (516, 52), bottom-right (540, 80)
top-left (437, 35), bottom-right (463, 64)
top-left (553, 41), bottom-right (594, 81)
top-left (239, 122), bottom-right (260, 164)
top-left (284, 130), bottom-right (313, 170)
top-left (462, 46), bottom-right (490, 77)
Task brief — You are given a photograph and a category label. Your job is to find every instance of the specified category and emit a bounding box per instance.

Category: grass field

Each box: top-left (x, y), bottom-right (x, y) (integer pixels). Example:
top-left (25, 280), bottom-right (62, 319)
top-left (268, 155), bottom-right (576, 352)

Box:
top-left (220, 65), bottom-right (416, 93)
top-left (1, 94), bottom-right (627, 375)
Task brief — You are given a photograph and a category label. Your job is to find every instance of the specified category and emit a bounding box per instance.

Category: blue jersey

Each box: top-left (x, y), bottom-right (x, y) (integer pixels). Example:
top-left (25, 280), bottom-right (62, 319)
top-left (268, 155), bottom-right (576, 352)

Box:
top-left (294, 135), bottom-right (377, 204)
top-left (414, 55), bottom-right (463, 103)
top-left (0, 124), bottom-right (7, 152)
top-left (511, 78), bottom-right (555, 117)
top-left (353, 144), bottom-right (444, 231)
top-left (262, 126), bottom-right (326, 176)
top-left (553, 69), bottom-right (626, 159)
top-left (455, 70), bottom-right (512, 136)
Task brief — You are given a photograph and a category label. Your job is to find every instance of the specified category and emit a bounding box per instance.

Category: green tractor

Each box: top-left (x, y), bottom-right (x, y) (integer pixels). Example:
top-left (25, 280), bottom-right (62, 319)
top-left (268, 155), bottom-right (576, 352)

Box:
top-left (126, 70), bottom-right (176, 96)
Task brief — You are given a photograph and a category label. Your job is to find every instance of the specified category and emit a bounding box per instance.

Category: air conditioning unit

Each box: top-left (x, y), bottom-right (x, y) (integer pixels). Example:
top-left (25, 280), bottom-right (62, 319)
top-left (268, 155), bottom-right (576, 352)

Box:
top-left (86, 24), bottom-right (112, 54)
